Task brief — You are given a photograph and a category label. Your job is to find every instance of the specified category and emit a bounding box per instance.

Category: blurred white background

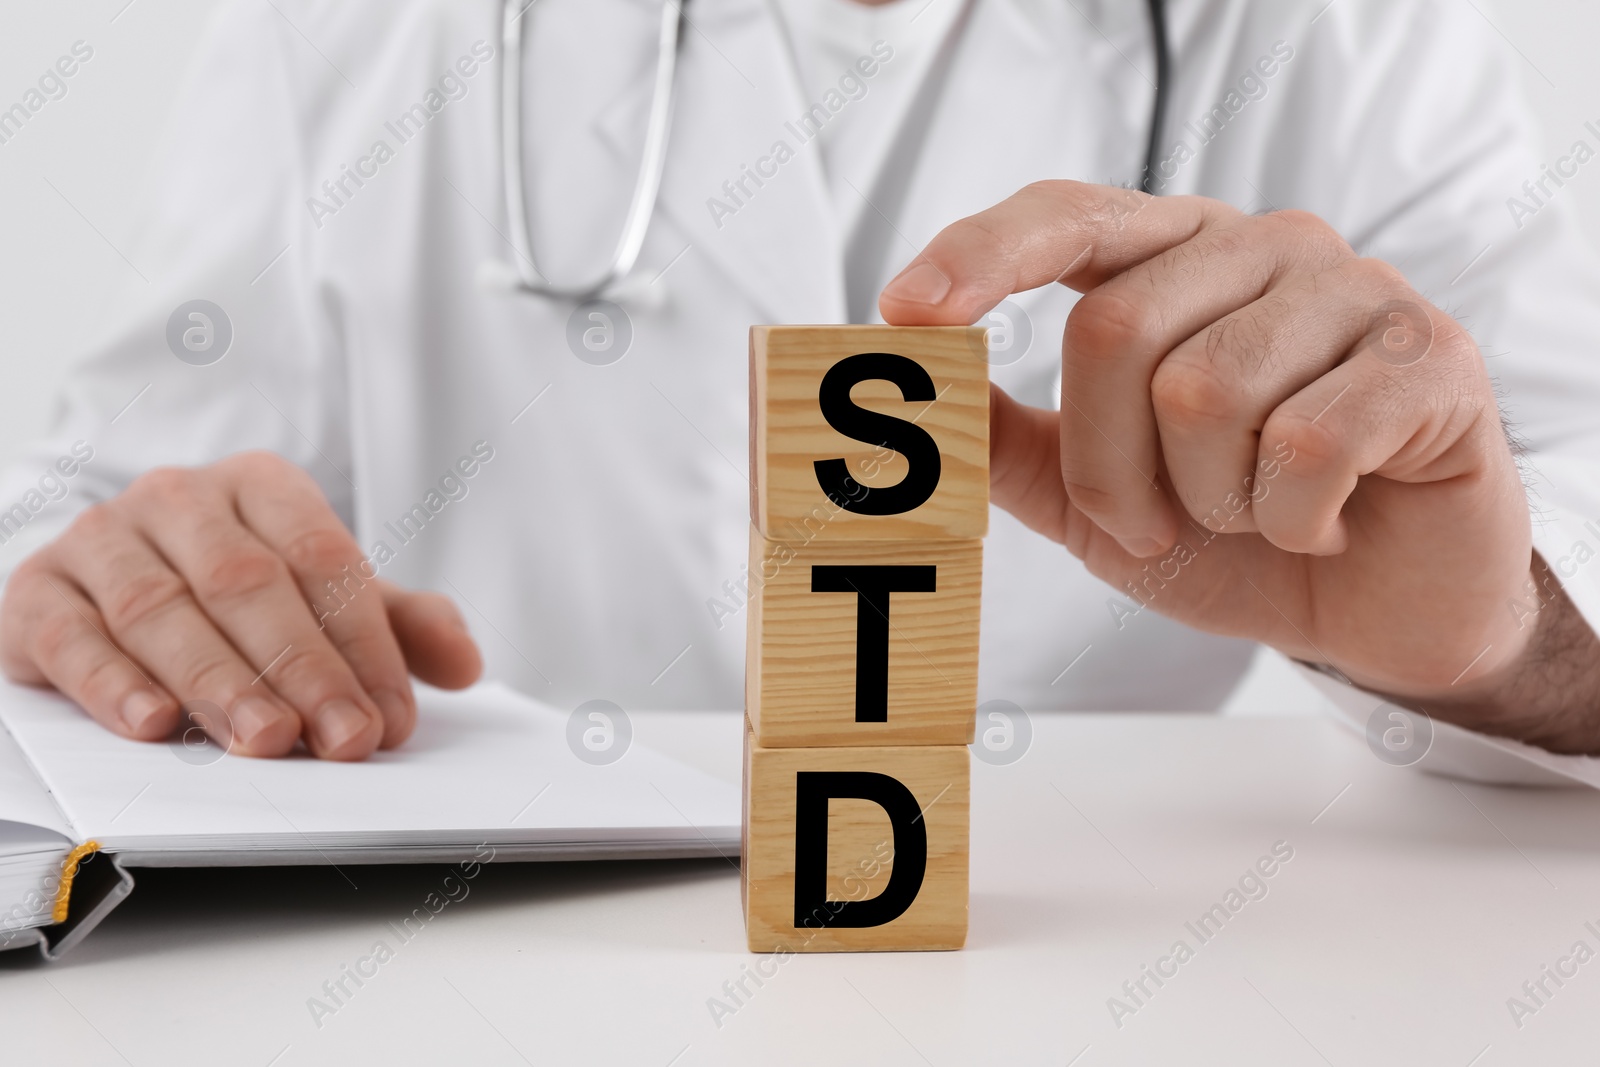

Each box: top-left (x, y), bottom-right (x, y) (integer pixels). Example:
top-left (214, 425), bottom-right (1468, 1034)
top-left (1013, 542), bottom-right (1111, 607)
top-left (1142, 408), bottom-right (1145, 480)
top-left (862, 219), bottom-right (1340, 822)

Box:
top-left (1, 0), bottom-right (1597, 710)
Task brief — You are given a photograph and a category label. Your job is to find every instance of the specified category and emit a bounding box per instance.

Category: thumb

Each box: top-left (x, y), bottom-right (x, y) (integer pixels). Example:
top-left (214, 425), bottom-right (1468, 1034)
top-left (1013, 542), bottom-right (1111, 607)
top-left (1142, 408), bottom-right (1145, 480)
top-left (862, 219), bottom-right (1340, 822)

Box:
top-left (990, 384), bottom-right (1077, 545)
top-left (990, 386), bottom-right (1188, 595)
top-left (380, 582), bottom-right (484, 690)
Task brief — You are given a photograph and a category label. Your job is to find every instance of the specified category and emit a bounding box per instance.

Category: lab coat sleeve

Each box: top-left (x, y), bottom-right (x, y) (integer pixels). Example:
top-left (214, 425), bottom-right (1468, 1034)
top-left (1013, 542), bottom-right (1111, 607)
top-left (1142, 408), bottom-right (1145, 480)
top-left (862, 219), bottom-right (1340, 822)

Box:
top-left (1258, 0), bottom-right (1600, 773)
top-left (0, 0), bottom-right (353, 583)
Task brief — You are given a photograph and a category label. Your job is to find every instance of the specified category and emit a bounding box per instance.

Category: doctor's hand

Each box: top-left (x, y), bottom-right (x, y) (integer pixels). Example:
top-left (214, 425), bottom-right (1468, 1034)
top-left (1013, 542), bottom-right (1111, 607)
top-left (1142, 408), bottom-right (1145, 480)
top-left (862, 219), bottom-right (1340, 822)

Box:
top-left (882, 181), bottom-right (1600, 753)
top-left (0, 451), bottom-right (483, 760)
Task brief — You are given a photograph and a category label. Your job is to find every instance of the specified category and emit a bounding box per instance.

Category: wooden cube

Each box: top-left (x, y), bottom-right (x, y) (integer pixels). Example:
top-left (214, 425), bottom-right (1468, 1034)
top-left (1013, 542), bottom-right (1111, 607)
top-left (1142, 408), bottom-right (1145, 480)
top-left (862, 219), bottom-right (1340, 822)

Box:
top-left (743, 720), bottom-right (969, 952)
top-left (750, 325), bottom-right (989, 542)
top-left (745, 526), bottom-right (980, 748)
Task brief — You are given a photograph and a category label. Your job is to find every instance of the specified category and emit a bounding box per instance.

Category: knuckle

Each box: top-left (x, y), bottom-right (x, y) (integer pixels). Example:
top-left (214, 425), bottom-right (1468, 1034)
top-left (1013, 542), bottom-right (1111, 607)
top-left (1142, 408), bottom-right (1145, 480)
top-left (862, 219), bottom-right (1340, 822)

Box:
top-left (1271, 208), bottom-right (1339, 240)
top-left (1429, 315), bottom-right (1478, 364)
top-left (64, 501), bottom-right (119, 543)
top-left (76, 655), bottom-right (131, 704)
top-left (191, 544), bottom-right (288, 605)
top-left (1208, 296), bottom-right (1296, 375)
top-left (1264, 411), bottom-right (1343, 474)
top-left (1151, 357), bottom-right (1232, 430)
top-left (129, 465), bottom-right (201, 507)
top-left (1067, 289), bottom-right (1158, 359)
top-left (1022, 178), bottom-right (1084, 198)
top-left (1020, 178), bottom-right (1091, 215)
top-left (222, 451), bottom-right (325, 498)
top-left (224, 449), bottom-right (292, 479)
top-left (30, 608), bottom-right (83, 667)
top-left (0, 564), bottom-right (51, 673)
top-left (0, 645), bottom-right (35, 682)
top-left (950, 213), bottom-right (1021, 267)
top-left (1016, 179), bottom-right (1062, 211)
top-left (279, 527), bottom-right (357, 575)
top-left (1346, 256), bottom-right (1410, 293)
top-left (1022, 179), bottom-right (1140, 238)
top-left (266, 642), bottom-right (345, 697)
top-left (1201, 222), bottom-right (1253, 261)
top-left (1267, 210), bottom-right (1350, 261)
top-left (178, 653), bottom-right (244, 699)
top-left (5, 552), bottom-right (50, 595)
top-left (334, 630), bottom-right (406, 684)
top-left (102, 569), bottom-right (191, 631)
top-left (1183, 193), bottom-right (1237, 219)
top-left (1151, 239), bottom-right (1214, 287)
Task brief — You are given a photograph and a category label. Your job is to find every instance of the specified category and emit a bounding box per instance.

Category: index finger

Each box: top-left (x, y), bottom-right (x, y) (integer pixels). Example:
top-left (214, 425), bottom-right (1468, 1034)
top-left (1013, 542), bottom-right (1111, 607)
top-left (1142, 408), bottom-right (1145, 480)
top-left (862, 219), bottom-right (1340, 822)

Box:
top-left (878, 181), bottom-right (1236, 326)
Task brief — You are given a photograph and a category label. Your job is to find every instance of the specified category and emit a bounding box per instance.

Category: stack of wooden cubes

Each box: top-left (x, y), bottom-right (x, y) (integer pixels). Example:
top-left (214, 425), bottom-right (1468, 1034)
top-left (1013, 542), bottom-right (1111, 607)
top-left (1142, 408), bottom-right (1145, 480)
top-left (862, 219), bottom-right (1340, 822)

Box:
top-left (743, 324), bottom-right (989, 952)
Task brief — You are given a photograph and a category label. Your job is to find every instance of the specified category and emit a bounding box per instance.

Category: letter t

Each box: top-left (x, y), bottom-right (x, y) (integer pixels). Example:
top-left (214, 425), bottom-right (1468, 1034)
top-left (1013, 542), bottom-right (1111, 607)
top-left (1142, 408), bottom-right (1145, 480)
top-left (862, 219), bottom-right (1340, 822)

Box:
top-left (810, 564), bottom-right (936, 722)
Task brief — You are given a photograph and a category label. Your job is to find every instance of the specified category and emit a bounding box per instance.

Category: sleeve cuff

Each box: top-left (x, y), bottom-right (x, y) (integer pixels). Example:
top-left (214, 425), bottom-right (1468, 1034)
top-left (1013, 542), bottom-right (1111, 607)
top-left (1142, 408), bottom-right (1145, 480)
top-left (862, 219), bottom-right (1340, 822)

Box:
top-left (1526, 453), bottom-right (1600, 643)
top-left (1291, 659), bottom-right (1600, 788)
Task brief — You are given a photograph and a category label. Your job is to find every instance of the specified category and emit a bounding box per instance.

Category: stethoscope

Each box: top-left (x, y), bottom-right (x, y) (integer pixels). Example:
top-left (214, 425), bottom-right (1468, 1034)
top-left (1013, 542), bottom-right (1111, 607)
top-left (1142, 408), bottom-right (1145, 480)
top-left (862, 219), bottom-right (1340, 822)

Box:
top-left (485, 0), bottom-right (1172, 302)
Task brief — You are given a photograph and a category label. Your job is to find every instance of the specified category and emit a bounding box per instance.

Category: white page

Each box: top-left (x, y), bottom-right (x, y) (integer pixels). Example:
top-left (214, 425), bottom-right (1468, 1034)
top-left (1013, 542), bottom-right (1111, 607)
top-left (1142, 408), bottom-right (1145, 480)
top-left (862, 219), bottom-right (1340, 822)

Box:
top-left (0, 711), bottom-right (72, 841)
top-left (0, 714), bottom-right (74, 937)
top-left (0, 680), bottom-right (739, 860)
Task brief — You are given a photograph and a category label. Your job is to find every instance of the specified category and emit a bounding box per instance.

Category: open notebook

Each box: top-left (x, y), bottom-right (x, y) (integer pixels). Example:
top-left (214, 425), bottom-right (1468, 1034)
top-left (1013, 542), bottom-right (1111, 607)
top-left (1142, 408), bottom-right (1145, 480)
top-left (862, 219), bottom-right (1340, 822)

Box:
top-left (0, 679), bottom-right (740, 960)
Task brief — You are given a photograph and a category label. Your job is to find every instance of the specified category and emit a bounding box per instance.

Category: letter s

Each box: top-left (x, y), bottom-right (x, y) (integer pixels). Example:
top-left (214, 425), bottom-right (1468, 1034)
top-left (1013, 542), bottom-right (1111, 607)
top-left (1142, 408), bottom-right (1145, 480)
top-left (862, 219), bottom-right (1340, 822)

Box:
top-left (71, 40), bottom-right (94, 62)
top-left (471, 39), bottom-right (494, 63)
top-left (813, 353), bottom-right (940, 515)
top-left (1271, 839), bottom-right (1294, 861)
top-left (1271, 40), bottom-right (1294, 62)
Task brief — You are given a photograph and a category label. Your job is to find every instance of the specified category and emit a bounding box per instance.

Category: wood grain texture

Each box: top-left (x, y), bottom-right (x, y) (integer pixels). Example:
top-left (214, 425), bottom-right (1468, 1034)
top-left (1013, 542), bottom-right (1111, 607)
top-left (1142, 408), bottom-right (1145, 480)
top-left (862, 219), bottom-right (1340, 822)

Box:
top-left (743, 720), bottom-right (969, 952)
top-left (745, 526), bottom-right (981, 748)
top-left (750, 325), bottom-right (989, 542)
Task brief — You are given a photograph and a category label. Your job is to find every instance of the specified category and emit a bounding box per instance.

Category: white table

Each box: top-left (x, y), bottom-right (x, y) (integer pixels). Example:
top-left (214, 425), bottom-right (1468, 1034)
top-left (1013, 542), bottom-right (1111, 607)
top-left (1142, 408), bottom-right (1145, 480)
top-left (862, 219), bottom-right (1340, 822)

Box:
top-left (4, 710), bottom-right (1598, 1066)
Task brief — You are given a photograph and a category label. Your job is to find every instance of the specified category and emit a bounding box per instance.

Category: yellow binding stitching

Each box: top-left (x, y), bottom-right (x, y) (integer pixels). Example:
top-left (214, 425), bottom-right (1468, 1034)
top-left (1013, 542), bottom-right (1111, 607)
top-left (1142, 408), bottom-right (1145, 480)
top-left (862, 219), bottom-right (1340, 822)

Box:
top-left (52, 841), bottom-right (101, 923)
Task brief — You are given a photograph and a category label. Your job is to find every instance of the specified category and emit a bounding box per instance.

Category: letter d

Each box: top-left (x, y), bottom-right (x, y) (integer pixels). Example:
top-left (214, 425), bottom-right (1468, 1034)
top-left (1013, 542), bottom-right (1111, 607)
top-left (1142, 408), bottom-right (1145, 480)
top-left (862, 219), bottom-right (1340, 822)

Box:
top-left (793, 771), bottom-right (927, 928)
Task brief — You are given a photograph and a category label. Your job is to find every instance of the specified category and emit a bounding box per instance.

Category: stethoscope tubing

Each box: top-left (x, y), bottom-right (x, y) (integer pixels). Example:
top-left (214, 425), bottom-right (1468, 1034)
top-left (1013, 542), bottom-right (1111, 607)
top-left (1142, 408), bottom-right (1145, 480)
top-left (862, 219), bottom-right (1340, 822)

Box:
top-left (1141, 0), bottom-right (1172, 195)
top-left (491, 0), bottom-right (1171, 300)
top-left (496, 0), bottom-right (688, 301)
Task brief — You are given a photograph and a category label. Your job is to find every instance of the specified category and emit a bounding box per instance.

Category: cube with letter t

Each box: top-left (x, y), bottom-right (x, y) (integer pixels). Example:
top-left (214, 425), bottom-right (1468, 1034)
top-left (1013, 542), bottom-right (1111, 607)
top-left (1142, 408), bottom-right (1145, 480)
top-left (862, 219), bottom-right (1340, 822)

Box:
top-left (743, 324), bottom-right (988, 952)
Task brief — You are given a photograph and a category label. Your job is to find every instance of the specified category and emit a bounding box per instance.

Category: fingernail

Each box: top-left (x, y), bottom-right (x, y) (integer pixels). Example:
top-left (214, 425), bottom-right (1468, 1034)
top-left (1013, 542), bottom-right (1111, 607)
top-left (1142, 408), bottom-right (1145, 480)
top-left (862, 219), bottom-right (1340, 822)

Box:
top-left (883, 261), bottom-right (951, 306)
top-left (1122, 536), bottom-right (1166, 558)
top-left (314, 699), bottom-right (374, 755)
top-left (121, 690), bottom-right (168, 733)
top-left (231, 697), bottom-right (284, 747)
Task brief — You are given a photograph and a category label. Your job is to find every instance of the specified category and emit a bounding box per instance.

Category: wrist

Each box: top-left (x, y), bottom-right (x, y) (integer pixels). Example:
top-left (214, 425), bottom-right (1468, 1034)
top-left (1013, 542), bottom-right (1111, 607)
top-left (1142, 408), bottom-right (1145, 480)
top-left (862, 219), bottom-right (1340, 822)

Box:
top-left (1387, 553), bottom-right (1600, 754)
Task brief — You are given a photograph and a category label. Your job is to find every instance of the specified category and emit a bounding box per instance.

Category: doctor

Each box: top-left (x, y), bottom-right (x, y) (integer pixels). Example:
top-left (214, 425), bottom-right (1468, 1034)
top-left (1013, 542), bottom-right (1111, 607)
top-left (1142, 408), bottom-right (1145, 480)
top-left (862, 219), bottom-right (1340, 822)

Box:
top-left (2, 0), bottom-right (1599, 761)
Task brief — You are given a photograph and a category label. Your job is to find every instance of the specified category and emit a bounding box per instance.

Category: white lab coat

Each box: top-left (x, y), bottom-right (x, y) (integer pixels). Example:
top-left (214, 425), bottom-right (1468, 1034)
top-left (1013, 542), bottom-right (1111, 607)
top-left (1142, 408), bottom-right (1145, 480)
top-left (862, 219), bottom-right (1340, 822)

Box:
top-left (4, 0), bottom-right (1600, 729)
